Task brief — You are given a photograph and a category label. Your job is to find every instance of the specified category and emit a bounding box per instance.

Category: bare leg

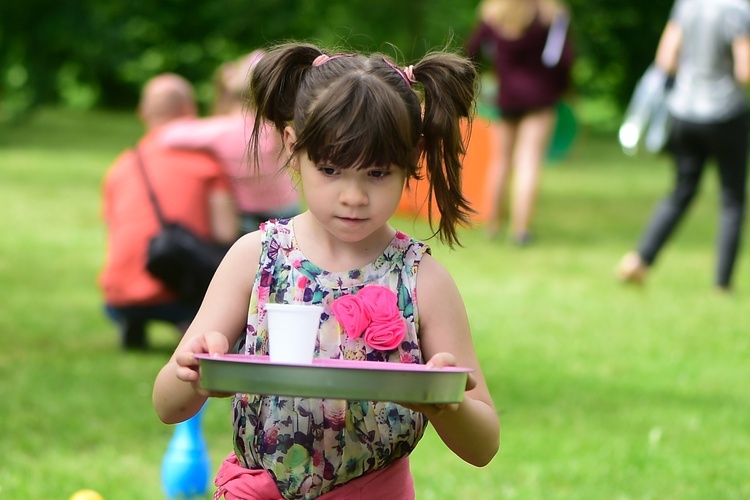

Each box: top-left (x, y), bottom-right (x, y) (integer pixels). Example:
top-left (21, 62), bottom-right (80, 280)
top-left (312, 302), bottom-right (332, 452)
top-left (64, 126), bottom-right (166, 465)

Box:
top-left (509, 107), bottom-right (556, 241)
top-left (484, 119), bottom-right (518, 238)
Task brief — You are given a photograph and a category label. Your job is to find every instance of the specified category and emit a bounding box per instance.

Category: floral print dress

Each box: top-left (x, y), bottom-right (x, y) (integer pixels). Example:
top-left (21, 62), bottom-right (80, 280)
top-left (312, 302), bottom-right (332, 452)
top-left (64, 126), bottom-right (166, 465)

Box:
top-left (231, 218), bottom-right (429, 499)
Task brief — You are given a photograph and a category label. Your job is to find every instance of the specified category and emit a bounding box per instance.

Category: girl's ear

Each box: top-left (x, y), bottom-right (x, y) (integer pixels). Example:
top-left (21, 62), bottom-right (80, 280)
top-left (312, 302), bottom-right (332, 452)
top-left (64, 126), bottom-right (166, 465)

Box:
top-left (283, 126), bottom-right (297, 157)
top-left (283, 126), bottom-right (301, 172)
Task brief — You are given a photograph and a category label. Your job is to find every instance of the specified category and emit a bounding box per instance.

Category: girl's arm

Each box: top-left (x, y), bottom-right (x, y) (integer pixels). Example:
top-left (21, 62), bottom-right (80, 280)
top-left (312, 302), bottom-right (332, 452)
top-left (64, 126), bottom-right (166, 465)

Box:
top-left (152, 231), bottom-right (261, 424)
top-left (161, 118), bottom-right (224, 151)
top-left (414, 254), bottom-right (500, 467)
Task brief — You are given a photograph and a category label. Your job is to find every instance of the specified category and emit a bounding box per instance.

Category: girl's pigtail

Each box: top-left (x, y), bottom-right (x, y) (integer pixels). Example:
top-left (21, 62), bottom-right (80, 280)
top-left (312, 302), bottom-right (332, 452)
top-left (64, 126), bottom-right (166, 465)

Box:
top-left (247, 43), bottom-right (323, 169)
top-left (413, 53), bottom-right (478, 247)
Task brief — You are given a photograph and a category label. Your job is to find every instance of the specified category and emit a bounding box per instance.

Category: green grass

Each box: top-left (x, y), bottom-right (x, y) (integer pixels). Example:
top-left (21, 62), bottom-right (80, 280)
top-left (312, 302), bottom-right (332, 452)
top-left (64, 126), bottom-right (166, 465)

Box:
top-left (2, 109), bottom-right (749, 499)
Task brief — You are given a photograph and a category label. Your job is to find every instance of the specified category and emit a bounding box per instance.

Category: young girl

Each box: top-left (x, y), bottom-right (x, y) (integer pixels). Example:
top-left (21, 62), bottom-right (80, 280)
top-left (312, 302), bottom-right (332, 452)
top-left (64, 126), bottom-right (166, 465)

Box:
top-left (153, 42), bottom-right (500, 499)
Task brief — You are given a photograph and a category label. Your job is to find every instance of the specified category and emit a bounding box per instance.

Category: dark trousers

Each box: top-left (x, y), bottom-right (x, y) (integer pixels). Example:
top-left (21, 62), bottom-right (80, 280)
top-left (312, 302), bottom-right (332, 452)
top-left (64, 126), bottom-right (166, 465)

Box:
top-left (638, 111), bottom-right (749, 288)
top-left (105, 302), bottom-right (198, 349)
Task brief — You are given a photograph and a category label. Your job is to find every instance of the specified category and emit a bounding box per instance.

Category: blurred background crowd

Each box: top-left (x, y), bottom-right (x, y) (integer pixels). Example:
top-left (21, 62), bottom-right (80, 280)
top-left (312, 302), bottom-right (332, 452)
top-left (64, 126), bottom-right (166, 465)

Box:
top-left (0, 0), bottom-right (672, 127)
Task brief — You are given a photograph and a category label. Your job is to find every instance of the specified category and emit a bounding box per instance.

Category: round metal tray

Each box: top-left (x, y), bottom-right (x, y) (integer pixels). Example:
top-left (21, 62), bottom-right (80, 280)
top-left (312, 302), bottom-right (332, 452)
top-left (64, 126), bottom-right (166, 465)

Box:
top-left (195, 354), bottom-right (472, 403)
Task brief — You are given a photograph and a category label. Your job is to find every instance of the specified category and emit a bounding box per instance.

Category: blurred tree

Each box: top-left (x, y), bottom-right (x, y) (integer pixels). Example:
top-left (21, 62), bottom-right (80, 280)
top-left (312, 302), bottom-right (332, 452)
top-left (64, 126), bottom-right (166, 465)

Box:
top-left (0, 1), bottom-right (89, 120)
top-left (0, 0), bottom-right (673, 122)
top-left (565, 0), bottom-right (674, 107)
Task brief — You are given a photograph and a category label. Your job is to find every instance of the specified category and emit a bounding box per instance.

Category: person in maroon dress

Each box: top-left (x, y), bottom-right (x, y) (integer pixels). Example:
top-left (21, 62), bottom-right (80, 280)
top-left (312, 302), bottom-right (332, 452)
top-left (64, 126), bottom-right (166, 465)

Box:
top-left (467, 0), bottom-right (574, 243)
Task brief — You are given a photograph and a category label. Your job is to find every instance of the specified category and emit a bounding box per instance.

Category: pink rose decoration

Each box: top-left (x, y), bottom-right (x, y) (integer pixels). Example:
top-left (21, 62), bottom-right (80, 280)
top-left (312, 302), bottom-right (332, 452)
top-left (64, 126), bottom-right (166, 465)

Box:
top-left (356, 285), bottom-right (400, 319)
top-left (364, 316), bottom-right (406, 351)
top-left (333, 285), bottom-right (406, 351)
top-left (331, 294), bottom-right (371, 338)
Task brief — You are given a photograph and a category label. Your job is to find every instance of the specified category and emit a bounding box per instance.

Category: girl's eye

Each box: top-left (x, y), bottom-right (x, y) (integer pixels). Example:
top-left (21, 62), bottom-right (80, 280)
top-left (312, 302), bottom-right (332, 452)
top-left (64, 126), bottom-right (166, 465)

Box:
top-left (369, 169), bottom-right (390, 179)
top-left (318, 166), bottom-right (339, 176)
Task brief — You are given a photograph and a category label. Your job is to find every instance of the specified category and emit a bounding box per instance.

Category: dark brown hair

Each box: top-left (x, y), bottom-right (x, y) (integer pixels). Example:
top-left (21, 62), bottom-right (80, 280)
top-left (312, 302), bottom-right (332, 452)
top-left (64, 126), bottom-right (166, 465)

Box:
top-left (247, 42), bottom-right (477, 247)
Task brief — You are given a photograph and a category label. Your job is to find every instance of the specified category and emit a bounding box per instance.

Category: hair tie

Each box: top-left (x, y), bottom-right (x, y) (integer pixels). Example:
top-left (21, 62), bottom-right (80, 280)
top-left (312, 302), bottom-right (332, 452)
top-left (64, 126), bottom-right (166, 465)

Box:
top-left (382, 58), bottom-right (415, 88)
top-left (313, 53), bottom-right (355, 67)
top-left (402, 65), bottom-right (416, 84)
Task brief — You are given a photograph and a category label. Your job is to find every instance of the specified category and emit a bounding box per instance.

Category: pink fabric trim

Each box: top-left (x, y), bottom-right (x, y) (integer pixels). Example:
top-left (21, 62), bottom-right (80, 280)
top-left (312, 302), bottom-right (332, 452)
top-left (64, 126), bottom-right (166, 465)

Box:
top-left (312, 54), bottom-right (355, 67)
top-left (402, 65), bottom-right (416, 84)
top-left (382, 58), bottom-right (415, 88)
top-left (214, 453), bottom-right (281, 500)
top-left (214, 453), bottom-right (415, 499)
top-left (319, 455), bottom-right (414, 499)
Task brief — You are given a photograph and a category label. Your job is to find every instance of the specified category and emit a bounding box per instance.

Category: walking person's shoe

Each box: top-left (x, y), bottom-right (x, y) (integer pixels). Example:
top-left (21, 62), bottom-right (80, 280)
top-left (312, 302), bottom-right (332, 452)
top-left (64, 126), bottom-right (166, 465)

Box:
top-left (511, 232), bottom-right (533, 246)
top-left (616, 252), bottom-right (648, 284)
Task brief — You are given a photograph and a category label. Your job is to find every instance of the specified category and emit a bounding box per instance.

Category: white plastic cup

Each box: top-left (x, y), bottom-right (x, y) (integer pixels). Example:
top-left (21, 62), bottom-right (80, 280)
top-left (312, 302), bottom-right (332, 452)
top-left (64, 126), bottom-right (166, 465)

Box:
top-left (265, 303), bottom-right (324, 365)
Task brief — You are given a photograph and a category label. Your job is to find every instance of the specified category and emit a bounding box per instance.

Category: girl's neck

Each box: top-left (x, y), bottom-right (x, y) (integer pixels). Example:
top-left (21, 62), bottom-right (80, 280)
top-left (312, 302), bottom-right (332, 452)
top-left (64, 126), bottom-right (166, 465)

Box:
top-left (291, 213), bottom-right (396, 273)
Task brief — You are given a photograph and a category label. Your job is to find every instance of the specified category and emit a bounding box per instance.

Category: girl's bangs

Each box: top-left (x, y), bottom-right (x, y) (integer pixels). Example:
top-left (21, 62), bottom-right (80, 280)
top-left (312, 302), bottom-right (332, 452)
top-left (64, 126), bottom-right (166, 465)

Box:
top-left (300, 77), bottom-right (418, 171)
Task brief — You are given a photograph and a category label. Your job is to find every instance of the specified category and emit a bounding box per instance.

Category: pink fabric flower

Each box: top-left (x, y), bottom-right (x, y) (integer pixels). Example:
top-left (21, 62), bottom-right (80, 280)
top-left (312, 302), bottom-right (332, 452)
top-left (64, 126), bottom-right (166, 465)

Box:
top-left (331, 294), bottom-right (371, 338)
top-left (356, 285), bottom-right (400, 319)
top-left (332, 285), bottom-right (406, 351)
top-left (364, 316), bottom-right (406, 351)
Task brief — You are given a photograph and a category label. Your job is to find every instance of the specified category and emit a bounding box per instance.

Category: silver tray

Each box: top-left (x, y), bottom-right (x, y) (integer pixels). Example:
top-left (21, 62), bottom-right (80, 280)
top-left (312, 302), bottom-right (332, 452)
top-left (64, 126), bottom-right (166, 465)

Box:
top-left (196, 354), bottom-right (472, 403)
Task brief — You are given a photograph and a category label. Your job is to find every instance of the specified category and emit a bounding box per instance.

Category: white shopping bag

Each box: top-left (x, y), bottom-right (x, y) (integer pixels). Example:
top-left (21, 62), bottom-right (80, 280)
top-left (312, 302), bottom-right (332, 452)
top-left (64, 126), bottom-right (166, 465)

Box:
top-left (619, 64), bottom-right (673, 155)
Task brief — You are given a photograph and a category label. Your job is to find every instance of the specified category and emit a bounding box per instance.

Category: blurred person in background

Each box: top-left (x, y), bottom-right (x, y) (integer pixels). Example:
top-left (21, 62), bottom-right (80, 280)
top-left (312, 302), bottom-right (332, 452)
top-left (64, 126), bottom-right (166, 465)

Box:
top-left (467, 0), bottom-right (574, 244)
top-left (99, 73), bottom-right (238, 350)
top-left (617, 0), bottom-right (750, 292)
top-left (162, 50), bottom-right (302, 235)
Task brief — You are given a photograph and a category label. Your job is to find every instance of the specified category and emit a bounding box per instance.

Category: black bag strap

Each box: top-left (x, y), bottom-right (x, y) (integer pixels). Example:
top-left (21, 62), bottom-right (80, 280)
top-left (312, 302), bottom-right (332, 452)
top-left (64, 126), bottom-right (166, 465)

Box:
top-left (133, 147), bottom-right (167, 228)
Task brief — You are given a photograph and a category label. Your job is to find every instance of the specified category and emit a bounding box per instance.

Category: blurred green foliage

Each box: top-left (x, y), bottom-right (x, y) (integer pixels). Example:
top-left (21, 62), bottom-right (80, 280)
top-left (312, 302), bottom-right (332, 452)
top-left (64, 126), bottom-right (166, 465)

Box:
top-left (0, 0), bottom-right (673, 121)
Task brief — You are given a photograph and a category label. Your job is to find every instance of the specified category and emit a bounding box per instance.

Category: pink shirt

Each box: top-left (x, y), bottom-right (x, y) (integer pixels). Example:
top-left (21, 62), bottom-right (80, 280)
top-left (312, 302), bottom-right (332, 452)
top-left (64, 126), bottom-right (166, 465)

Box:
top-left (162, 114), bottom-right (300, 214)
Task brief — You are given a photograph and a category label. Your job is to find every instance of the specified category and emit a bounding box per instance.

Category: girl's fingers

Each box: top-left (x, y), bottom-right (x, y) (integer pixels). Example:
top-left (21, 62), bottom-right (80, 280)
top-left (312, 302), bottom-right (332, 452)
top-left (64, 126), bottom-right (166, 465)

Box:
top-left (174, 350), bottom-right (197, 368)
top-left (424, 352), bottom-right (457, 369)
top-left (204, 331), bottom-right (230, 356)
top-left (175, 364), bottom-right (200, 382)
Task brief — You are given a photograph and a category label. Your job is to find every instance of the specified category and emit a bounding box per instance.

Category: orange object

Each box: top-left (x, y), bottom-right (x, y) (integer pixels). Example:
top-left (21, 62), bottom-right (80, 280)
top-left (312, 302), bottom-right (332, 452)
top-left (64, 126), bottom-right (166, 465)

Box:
top-left (397, 117), bottom-right (493, 223)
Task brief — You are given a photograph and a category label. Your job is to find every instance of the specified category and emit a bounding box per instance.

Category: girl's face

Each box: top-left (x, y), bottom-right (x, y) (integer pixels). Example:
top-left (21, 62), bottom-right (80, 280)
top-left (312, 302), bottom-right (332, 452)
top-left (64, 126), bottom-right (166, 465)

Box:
top-left (285, 127), bottom-right (406, 244)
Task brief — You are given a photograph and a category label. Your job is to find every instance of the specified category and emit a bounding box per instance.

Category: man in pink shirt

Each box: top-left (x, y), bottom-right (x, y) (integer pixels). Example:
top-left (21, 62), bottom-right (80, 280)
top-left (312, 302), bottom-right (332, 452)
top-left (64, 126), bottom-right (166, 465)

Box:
top-left (99, 74), bottom-right (238, 349)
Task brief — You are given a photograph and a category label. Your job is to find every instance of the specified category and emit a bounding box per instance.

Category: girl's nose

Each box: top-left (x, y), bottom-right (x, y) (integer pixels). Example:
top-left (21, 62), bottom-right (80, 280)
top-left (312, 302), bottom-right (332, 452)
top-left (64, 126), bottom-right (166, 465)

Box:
top-left (340, 180), bottom-right (368, 206)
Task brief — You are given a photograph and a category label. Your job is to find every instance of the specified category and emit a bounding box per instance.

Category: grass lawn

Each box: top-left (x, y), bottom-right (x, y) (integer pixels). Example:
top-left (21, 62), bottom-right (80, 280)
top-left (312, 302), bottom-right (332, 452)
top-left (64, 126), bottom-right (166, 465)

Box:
top-left (1, 109), bottom-right (749, 499)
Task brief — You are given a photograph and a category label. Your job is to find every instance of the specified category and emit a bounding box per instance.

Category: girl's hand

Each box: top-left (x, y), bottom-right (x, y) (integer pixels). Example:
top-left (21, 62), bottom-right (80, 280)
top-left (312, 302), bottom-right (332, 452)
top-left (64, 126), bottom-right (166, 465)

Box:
top-left (173, 331), bottom-right (233, 398)
top-left (398, 352), bottom-right (477, 417)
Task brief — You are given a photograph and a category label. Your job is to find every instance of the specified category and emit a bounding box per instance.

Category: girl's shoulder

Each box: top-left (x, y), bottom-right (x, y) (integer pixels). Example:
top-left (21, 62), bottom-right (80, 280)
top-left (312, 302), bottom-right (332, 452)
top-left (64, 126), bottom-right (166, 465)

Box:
top-left (231, 229), bottom-right (264, 259)
top-left (213, 229), bottom-right (264, 291)
top-left (413, 251), bottom-right (467, 329)
top-left (414, 251), bottom-right (449, 284)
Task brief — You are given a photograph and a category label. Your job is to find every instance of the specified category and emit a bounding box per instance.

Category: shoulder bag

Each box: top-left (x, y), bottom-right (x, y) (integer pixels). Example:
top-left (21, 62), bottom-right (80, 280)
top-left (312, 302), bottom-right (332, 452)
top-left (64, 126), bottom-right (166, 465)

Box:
top-left (133, 147), bottom-right (229, 306)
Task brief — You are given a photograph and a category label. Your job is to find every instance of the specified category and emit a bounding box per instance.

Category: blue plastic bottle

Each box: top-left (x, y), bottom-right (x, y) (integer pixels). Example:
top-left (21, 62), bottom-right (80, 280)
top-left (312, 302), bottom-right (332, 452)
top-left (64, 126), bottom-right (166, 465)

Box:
top-left (161, 403), bottom-right (211, 499)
